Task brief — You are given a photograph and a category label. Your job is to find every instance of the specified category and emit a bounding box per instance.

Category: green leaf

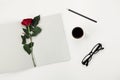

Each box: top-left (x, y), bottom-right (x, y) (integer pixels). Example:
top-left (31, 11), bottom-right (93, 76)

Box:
top-left (22, 28), bottom-right (30, 38)
top-left (23, 44), bottom-right (32, 55)
top-left (23, 28), bottom-right (29, 34)
top-left (29, 42), bottom-right (34, 48)
top-left (32, 15), bottom-right (40, 26)
top-left (29, 25), bottom-right (34, 31)
top-left (24, 34), bottom-right (30, 38)
top-left (32, 27), bottom-right (41, 36)
top-left (21, 35), bottom-right (26, 44)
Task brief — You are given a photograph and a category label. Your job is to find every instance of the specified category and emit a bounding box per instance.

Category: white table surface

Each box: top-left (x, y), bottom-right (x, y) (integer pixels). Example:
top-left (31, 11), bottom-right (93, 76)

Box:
top-left (0, 0), bottom-right (120, 80)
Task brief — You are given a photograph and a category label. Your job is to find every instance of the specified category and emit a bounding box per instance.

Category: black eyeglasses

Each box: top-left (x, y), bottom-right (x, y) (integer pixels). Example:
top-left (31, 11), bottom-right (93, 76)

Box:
top-left (81, 43), bottom-right (104, 66)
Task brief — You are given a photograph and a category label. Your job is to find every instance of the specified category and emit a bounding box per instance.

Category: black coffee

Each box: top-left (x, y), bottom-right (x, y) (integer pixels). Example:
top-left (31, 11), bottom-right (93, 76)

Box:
top-left (72, 27), bottom-right (84, 39)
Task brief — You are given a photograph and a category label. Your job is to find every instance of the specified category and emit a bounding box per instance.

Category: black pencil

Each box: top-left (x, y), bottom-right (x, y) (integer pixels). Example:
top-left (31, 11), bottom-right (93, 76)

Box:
top-left (68, 9), bottom-right (97, 23)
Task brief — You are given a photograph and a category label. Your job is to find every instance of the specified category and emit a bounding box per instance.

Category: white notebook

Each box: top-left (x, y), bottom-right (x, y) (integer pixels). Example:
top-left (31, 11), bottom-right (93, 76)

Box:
top-left (0, 14), bottom-right (70, 74)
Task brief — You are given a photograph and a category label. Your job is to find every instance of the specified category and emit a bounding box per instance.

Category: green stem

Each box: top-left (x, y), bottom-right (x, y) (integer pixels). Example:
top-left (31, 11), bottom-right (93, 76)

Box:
top-left (28, 26), bottom-right (36, 67)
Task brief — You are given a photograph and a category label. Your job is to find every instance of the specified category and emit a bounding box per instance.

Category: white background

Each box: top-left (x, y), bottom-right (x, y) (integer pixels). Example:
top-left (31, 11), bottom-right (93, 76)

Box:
top-left (0, 0), bottom-right (120, 80)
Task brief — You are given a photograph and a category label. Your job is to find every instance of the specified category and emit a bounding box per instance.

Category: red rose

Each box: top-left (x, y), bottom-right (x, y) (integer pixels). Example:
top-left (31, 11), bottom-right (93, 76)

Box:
top-left (21, 18), bottom-right (33, 26)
